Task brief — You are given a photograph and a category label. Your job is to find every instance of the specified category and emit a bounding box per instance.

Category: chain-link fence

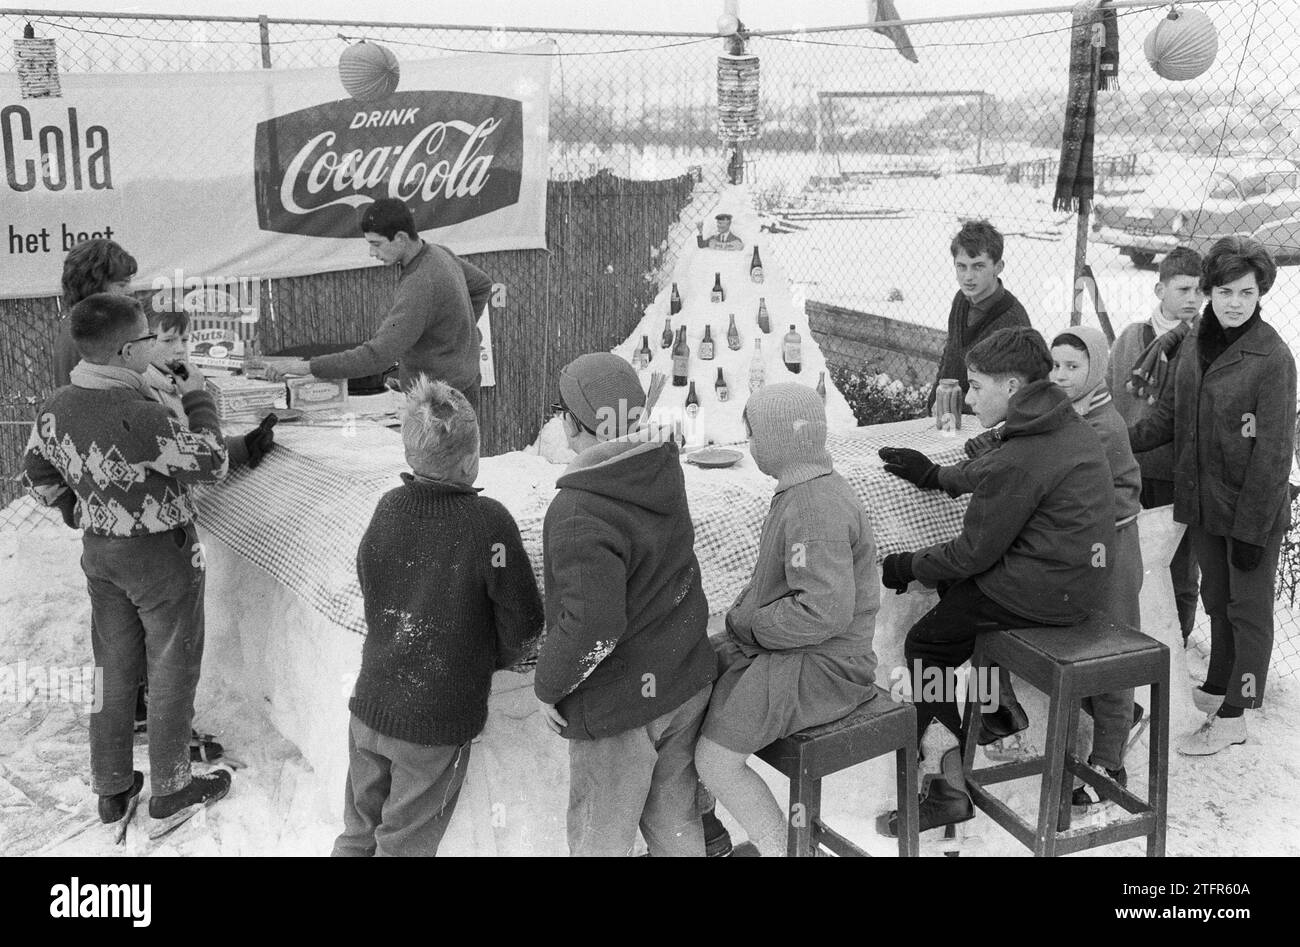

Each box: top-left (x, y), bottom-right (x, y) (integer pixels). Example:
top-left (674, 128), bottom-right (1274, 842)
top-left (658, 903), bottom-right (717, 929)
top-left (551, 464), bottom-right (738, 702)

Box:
top-left (3, 1), bottom-right (1299, 682)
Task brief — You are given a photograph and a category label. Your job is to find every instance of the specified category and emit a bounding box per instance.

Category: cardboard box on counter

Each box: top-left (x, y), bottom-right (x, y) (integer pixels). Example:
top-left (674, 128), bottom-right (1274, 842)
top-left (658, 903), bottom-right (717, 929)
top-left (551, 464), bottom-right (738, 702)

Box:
top-left (286, 375), bottom-right (349, 412)
top-left (204, 374), bottom-right (286, 421)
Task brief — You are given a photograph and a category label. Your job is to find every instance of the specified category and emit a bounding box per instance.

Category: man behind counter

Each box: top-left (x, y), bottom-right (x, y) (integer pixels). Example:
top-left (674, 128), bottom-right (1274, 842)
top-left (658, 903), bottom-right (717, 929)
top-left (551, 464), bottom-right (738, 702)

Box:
top-left (266, 199), bottom-right (492, 412)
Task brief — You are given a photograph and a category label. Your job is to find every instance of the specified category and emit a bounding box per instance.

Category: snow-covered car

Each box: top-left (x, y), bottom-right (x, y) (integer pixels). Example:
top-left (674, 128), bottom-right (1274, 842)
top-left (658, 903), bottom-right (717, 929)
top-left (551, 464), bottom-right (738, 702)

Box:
top-left (1091, 158), bottom-right (1300, 266)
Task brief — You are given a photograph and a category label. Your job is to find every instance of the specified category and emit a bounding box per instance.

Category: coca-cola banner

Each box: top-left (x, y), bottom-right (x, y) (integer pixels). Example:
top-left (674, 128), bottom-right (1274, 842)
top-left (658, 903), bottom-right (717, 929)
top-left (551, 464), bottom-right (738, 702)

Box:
top-left (1, 45), bottom-right (550, 299)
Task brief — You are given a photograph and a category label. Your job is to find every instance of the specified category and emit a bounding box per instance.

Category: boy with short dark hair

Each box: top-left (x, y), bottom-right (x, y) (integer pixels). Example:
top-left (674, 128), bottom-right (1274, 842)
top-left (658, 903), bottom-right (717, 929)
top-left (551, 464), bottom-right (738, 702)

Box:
top-left (928, 220), bottom-right (1032, 412)
top-left (1109, 246), bottom-right (1204, 645)
top-left (535, 352), bottom-right (717, 857)
top-left (332, 377), bottom-right (543, 857)
top-left (877, 326), bottom-right (1115, 834)
top-left (23, 293), bottom-right (233, 834)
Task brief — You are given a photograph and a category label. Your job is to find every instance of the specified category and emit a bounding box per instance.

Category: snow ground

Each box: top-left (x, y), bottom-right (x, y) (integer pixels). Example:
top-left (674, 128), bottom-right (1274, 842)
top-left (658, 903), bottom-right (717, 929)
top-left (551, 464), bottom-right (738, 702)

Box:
top-left (3, 520), bottom-right (1298, 857)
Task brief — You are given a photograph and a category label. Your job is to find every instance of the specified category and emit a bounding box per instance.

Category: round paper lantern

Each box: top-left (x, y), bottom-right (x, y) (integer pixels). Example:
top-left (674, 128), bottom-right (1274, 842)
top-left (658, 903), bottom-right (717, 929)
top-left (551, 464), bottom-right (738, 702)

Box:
top-left (338, 41), bottom-right (400, 103)
top-left (1144, 8), bottom-right (1218, 81)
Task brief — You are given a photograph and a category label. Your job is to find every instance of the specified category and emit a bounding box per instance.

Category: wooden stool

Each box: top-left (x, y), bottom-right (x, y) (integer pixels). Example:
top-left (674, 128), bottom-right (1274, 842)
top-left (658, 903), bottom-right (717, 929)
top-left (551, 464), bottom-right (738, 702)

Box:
top-left (960, 618), bottom-right (1169, 857)
top-left (755, 686), bottom-right (919, 857)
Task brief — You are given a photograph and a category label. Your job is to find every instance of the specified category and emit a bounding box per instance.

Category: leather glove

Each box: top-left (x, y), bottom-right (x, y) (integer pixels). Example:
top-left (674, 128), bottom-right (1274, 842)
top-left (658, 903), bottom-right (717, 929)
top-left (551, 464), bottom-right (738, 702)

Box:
top-left (878, 447), bottom-right (940, 490)
top-left (963, 426), bottom-right (1003, 459)
top-left (243, 414), bottom-right (278, 470)
top-left (881, 552), bottom-right (915, 595)
top-left (1231, 540), bottom-right (1264, 573)
top-left (54, 490), bottom-right (78, 529)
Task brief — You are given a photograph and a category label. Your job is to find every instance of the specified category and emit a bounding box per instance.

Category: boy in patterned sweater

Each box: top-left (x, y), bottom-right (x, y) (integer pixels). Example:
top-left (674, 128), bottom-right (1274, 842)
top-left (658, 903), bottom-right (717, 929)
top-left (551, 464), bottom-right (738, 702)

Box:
top-left (332, 378), bottom-right (543, 857)
top-left (23, 294), bottom-right (233, 833)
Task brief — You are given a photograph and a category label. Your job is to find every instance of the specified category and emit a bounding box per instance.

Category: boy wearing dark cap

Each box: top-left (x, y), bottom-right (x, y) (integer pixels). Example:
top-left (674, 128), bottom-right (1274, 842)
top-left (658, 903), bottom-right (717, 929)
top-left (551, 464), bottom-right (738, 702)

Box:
top-left (696, 213), bottom-right (746, 250)
top-left (535, 353), bottom-right (717, 856)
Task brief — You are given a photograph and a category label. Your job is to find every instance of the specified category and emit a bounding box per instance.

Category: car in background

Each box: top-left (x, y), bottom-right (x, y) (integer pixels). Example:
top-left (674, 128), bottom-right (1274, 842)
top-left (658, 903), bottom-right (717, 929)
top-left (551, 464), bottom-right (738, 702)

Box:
top-left (1092, 157), bottom-right (1300, 266)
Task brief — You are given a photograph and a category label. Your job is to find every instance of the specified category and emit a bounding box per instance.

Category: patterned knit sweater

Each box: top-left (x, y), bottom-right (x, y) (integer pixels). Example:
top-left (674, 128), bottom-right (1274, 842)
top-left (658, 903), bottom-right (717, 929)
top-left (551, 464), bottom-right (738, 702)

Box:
top-left (22, 387), bottom-right (228, 537)
top-left (350, 475), bottom-right (544, 746)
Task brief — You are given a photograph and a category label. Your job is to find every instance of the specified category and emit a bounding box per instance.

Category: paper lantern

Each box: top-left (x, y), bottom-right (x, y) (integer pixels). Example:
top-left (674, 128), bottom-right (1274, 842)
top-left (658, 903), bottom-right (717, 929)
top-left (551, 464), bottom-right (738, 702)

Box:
top-left (1144, 8), bottom-right (1218, 81)
top-left (338, 41), bottom-right (400, 103)
top-left (717, 54), bottom-right (761, 143)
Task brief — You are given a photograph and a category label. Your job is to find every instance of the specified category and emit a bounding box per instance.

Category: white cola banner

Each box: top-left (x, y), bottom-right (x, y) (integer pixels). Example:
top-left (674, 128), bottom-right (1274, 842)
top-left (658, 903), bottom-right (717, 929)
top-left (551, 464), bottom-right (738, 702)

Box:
top-left (0, 43), bottom-right (552, 299)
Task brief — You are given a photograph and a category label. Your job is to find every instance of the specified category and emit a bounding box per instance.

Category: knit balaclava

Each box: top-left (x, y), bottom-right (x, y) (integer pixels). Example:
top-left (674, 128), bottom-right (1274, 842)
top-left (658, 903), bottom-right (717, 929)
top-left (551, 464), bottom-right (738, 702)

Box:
top-left (559, 353), bottom-right (646, 439)
top-left (745, 382), bottom-right (834, 490)
top-left (1053, 325), bottom-right (1109, 403)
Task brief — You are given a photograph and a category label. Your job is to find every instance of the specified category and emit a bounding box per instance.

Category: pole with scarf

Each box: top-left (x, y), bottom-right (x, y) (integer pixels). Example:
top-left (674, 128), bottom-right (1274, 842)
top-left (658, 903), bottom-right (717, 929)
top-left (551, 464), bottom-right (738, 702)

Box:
top-left (1056, 1), bottom-right (1119, 336)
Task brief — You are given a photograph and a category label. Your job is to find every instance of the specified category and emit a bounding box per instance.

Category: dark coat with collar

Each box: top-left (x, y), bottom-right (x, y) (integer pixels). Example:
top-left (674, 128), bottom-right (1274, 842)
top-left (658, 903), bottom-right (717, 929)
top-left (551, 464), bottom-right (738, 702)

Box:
top-left (1129, 306), bottom-right (1296, 544)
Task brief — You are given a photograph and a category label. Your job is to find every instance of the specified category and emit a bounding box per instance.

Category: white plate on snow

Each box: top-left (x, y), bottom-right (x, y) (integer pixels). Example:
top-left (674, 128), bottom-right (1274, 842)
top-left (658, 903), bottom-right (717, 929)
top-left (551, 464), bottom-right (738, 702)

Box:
top-left (685, 447), bottom-right (743, 469)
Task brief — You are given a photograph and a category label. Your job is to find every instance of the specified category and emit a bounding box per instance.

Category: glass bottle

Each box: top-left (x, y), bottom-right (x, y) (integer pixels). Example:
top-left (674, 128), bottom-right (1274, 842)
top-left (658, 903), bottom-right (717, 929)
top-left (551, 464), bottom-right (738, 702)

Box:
top-left (699, 324), bottom-right (715, 361)
top-left (670, 282), bottom-right (682, 315)
top-left (685, 381), bottom-right (700, 418)
top-left (711, 272), bottom-right (725, 304)
top-left (715, 367), bottom-right (729, 402)
top-left (816, 370), bottom-right (827, 403)
top-left (726, 314), bottom-right (741, 351)
top-left (934, 378), bottom-right (963, 431)
top-left (672, 326), bottom-right (690, 387)
top-left (756, 297), bottom-right (771, 334)
top-left (749, 338), bottom-right (765, 393)
top-left (750, 246), bottom-right (764, 283)
top-left (783, 324), bottom-right (802, 375)
top-left (661, 317), bottom-right (673, 348)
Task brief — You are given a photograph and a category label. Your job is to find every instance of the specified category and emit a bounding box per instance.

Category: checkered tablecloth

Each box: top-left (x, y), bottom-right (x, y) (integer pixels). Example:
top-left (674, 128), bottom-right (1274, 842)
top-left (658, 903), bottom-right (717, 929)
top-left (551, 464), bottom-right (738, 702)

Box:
top-left (195, 416), bottom-right (983, 638)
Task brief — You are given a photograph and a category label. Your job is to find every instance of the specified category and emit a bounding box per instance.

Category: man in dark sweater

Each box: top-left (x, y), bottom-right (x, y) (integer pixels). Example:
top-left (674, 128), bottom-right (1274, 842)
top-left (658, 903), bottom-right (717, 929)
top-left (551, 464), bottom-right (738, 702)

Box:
top-left (23, 294), bottom-right (234, 834)
top-left (878, 327), bottom-right (1115, 835)
top-left (927, 220), bottom-right (1032, 412)
top-left (536, 353), bottom-right (717, 857)
top-left (333, 377), bottom-right (543, 857)
top-left (266, 199), bottom-right (493, 412)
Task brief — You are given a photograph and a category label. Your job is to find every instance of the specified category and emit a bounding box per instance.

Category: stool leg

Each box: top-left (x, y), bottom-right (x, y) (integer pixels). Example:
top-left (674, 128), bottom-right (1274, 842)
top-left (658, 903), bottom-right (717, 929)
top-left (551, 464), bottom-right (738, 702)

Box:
top-left (896, 743), bottom-right (920, 857)
top-left (1148, 675), bottom-right (1169, 857)
top-left (1037, 681), bottom-right (1071, 857)
top-left (1056, 699), bottom-right (1080, 834)
top-left (788, 769), bottom-right (821, 857)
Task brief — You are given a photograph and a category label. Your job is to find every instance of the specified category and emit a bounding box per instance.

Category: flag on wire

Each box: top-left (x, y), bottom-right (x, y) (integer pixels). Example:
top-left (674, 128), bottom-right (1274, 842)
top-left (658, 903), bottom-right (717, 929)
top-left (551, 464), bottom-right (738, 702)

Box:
top-left (869, 0), bottom-right (919, 63)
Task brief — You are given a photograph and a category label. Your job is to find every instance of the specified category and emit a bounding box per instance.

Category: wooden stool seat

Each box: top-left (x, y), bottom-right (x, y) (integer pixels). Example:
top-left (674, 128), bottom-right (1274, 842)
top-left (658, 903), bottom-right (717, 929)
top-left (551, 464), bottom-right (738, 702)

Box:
top-left (756, 685), bottom-right (919, 857)
top-left (960, 617), bottom-right (1170, 857)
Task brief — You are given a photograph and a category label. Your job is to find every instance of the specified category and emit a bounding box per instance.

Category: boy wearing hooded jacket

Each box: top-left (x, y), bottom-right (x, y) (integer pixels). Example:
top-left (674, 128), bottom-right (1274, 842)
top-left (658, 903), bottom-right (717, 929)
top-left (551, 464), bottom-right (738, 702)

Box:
top-left (694, 383), bottom-right (879, 858)
top-left (1049, 326), bottom-right (1144, 800)
top-left (876, 327), bottom-right (1115, 833)
top-left (535, 353), bottom-right (716, 857)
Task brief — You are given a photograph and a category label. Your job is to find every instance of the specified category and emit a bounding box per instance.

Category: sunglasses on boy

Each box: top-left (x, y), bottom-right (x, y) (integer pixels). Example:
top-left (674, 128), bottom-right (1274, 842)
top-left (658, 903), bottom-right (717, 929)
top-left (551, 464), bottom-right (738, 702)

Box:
top-left (119, 332), bottom-right (158, 355)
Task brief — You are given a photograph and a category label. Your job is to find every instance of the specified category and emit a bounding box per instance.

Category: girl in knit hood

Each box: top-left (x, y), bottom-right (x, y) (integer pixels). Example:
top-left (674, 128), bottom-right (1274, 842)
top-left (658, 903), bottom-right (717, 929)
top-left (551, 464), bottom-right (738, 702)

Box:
top-left (1050, 326), bottom-right (1146, 803)
top-left (695, 383), bottom-right (879, 857)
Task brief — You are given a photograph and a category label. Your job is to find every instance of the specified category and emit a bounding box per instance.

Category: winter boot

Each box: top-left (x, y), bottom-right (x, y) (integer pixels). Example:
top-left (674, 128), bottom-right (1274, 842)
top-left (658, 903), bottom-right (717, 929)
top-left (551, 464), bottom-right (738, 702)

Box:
top-left (977, 700), bottom-right (1029, 745)
top-left (1177, 713), bottom-right (1246, 756)
top-left (147, 770), bottom-right (232, 839)
top-left (879, 747), bottom-right (974, 837)
top-left (98, 771), bottom-right (144, 824)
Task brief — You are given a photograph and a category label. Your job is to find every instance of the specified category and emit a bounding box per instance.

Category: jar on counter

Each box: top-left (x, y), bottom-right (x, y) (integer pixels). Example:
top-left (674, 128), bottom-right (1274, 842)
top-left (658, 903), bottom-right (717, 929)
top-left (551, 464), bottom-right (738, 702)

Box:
top-left (933, 377), bottom-right (962, 431)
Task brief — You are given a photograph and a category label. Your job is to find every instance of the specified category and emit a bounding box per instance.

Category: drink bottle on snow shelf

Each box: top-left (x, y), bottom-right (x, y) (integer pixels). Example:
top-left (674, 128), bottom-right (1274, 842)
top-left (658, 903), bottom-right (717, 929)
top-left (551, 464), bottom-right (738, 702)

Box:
top-left (699, 325), bottom-right (715, 361)
top-left (633, 335), bottom-right (652, 371)
top-left (661, 318), bottom-right (673, 348)
top-left (749, 338), bottom-right (766, 393)
top-left (715, 367), bottom-right (729, 402)
top-left (750, 246), bottom-right (764, 283)
top-left (726, 314), bottom-right (742, 351)
top-left (711, 272), bottom-right (725, 304)
top-left (756, 298), bottom-right (770, 334)
top-left (816, 371), bottom-right (827, 403)
top-left (672, 326), bottom-right (690, 387)
top-left (670, 283), bottom-right (682, 315)
top-left (783, 325), bottom-right (802, 375)
top-left (685, 381), bottom-right (700, 418)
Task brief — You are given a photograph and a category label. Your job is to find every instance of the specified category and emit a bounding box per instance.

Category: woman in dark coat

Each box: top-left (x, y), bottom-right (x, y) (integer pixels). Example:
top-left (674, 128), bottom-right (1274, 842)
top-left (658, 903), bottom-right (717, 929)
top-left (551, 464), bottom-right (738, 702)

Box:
top-left (1130, 236), bottom-right (1295, 755)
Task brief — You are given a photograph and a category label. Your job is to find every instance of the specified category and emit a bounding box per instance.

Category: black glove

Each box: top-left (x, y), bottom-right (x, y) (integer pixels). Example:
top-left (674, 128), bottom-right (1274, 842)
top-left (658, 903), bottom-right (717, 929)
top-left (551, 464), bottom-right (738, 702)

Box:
top-left (54, 490), bottom-right (78, 529)
top-left (881, 552), bottom-right (915, 595)
top-left (878, 447), bottom-right (940, 490)
top-left (963, 427), bottom-right (1003, 459)
top-left (243, 414), bottom-right (278, 470)
top-left (1231, 540), bottom-right (1264, 572)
